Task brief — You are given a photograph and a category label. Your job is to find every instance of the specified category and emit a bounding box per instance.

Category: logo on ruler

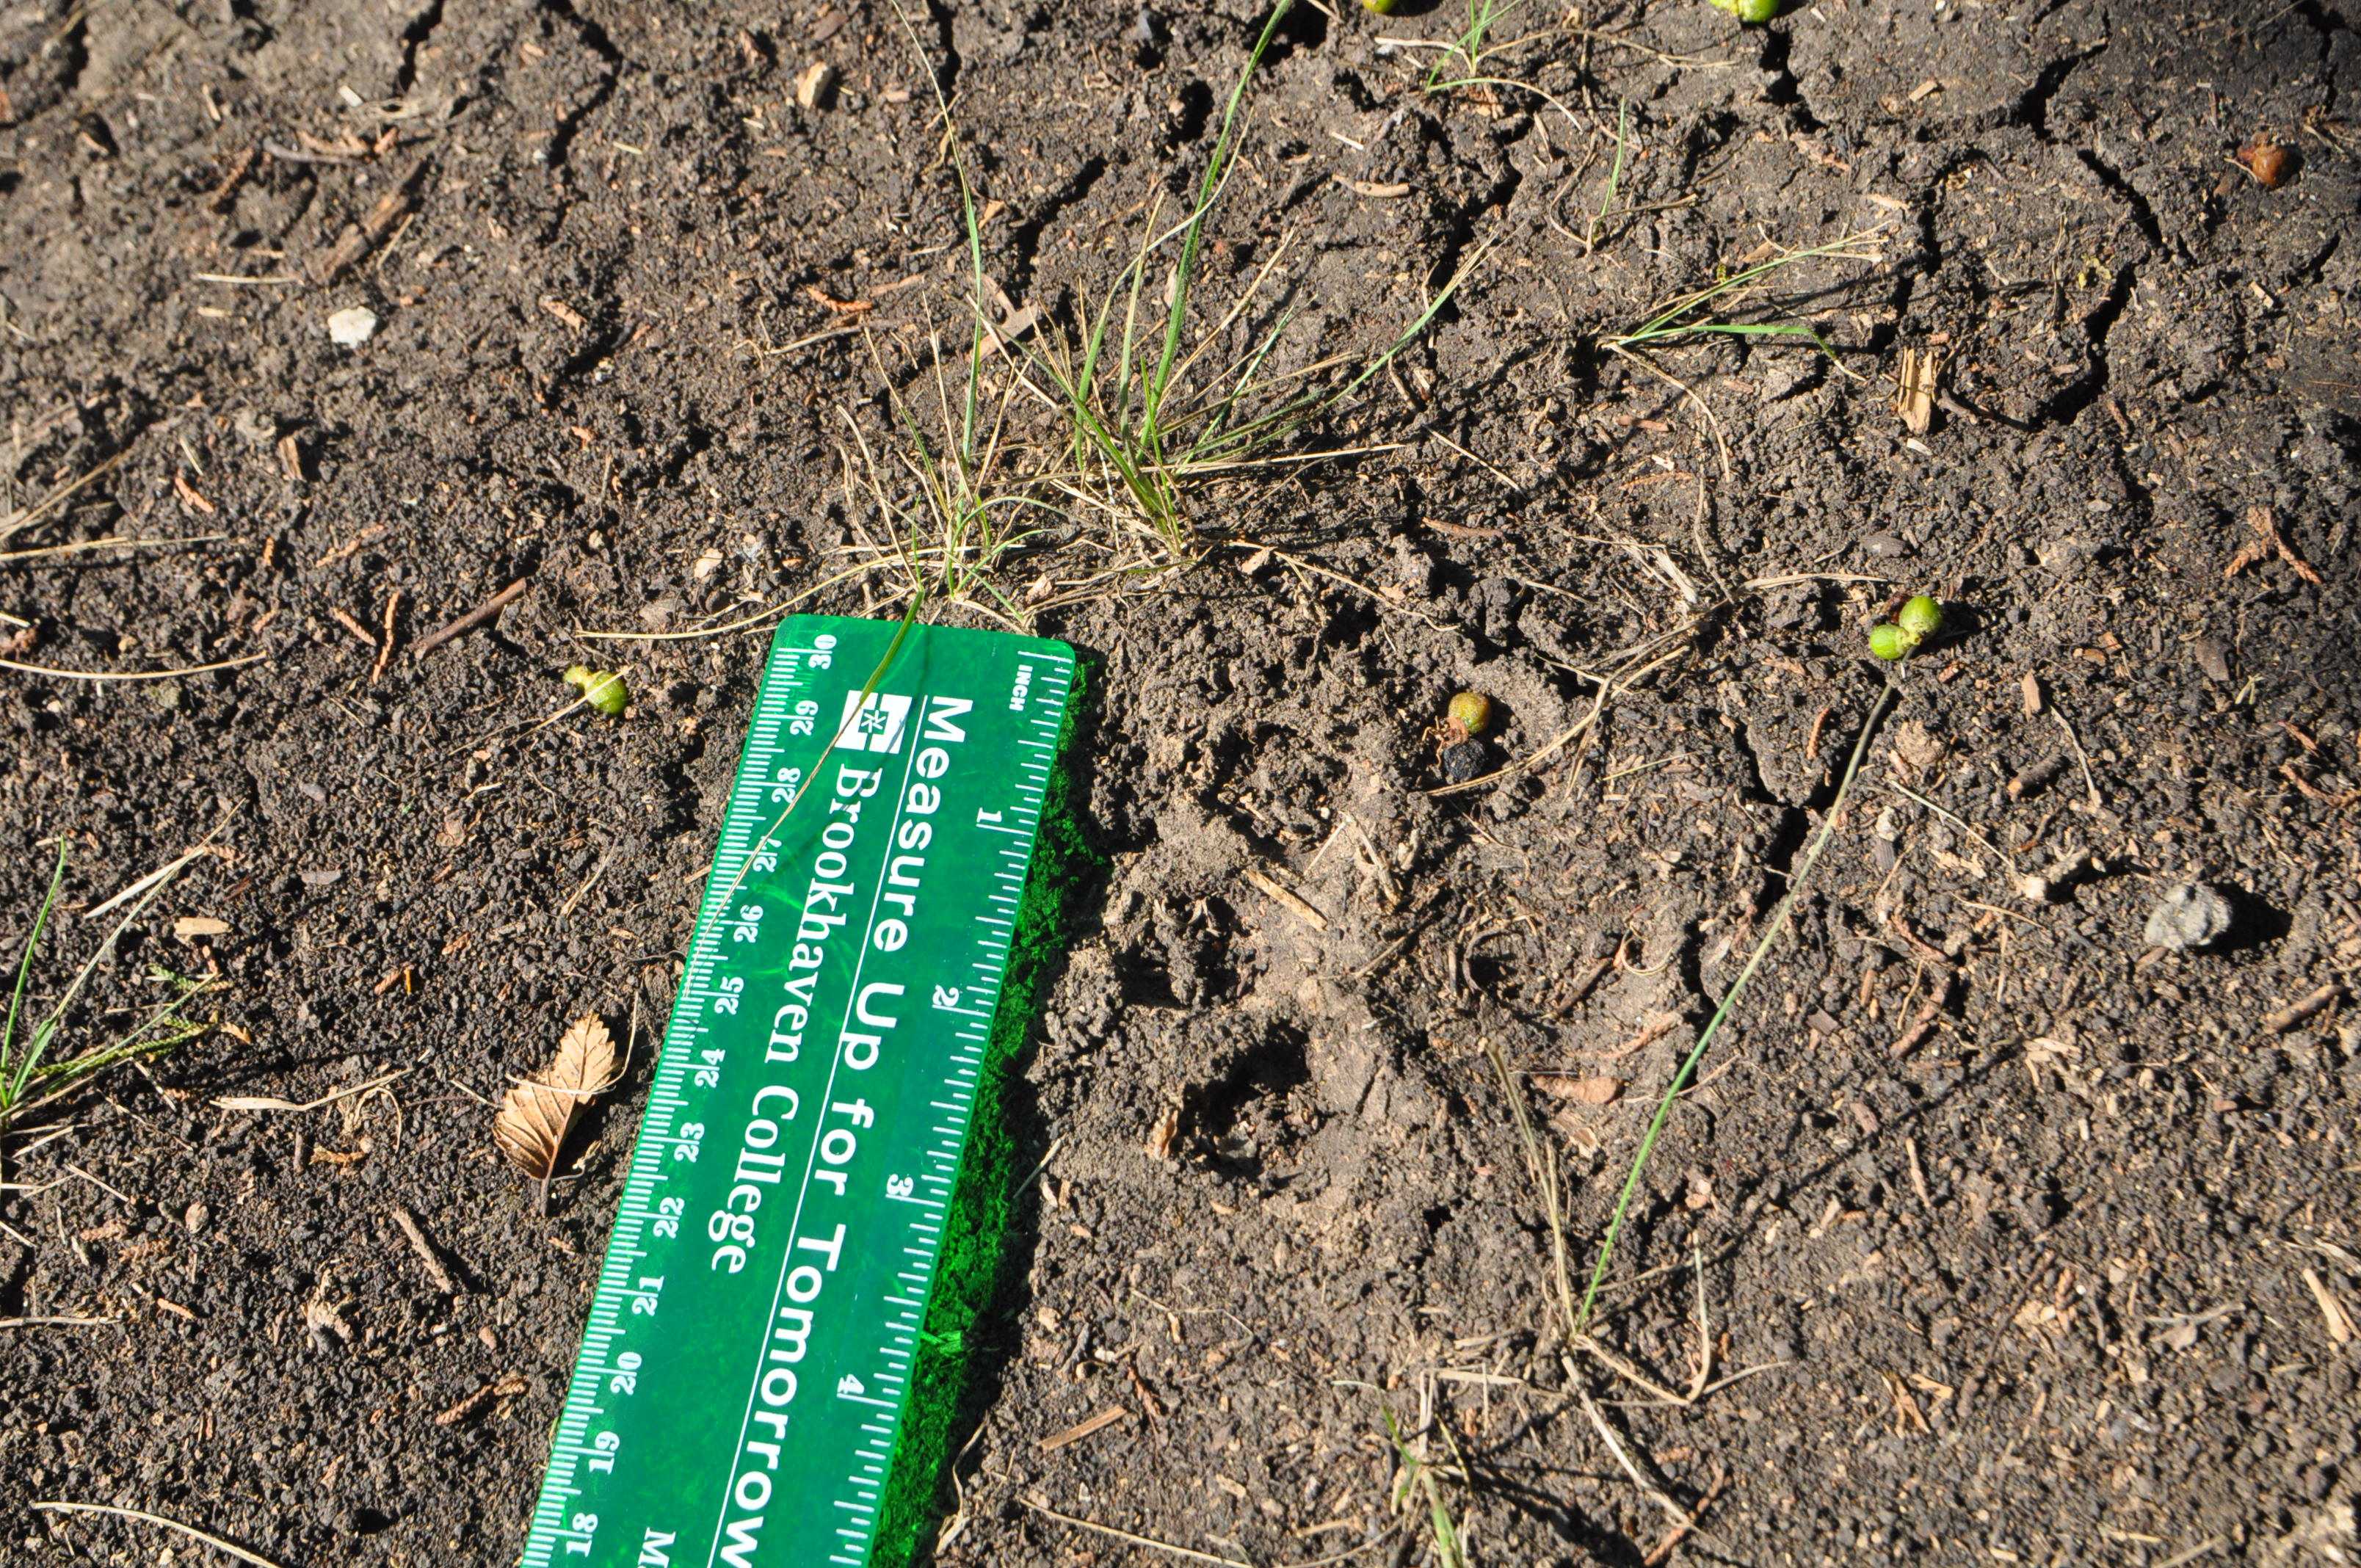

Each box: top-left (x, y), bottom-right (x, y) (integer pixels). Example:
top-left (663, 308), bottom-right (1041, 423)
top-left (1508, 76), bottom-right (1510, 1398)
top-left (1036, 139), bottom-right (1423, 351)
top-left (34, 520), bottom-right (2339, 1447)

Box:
top-left (836, 690), bottom-right (913, 753)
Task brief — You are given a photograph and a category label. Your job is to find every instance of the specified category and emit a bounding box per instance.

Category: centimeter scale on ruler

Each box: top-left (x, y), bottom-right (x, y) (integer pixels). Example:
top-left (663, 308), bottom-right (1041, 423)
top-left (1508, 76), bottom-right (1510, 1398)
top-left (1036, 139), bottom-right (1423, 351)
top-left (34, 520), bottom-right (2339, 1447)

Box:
top-left (520, 616), bottom-right (1075, 1568)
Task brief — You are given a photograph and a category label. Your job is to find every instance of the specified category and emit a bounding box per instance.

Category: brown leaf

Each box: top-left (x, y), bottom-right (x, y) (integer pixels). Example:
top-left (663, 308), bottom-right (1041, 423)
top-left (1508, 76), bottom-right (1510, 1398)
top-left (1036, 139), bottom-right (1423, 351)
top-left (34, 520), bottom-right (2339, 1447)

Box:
top-left (1532, 1074), bottom-right (1622, 1105)
top-left (494, 1014), bottom-right (619, 1201)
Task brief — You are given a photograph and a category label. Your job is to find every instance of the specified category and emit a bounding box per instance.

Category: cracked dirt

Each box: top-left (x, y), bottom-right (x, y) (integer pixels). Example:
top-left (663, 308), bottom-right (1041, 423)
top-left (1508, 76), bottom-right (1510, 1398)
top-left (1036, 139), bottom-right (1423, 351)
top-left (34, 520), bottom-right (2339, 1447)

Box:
top-left (2, 0), bottom-right (2358, 1564)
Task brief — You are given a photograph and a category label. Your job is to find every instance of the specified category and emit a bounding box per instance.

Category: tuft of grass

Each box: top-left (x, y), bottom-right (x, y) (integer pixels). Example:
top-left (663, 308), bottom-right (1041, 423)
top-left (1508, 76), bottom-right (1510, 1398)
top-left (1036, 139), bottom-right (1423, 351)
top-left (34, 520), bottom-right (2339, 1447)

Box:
top-left (1026, 0), bottom-right (1483, 560)
top-left (1, 841), bottom-right (215, 1169)
top-left (844, 1), bottom-right (1064, 628)
top-left (1572, 683), bottom-right (1895, 1333)
top-left (1426, 0), bottom-right (1532, 88)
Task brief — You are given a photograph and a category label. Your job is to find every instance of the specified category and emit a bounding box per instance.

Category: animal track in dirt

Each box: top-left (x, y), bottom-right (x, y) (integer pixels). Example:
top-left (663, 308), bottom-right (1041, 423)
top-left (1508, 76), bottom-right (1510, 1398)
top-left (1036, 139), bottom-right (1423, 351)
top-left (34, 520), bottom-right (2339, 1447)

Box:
top-left (1182, 1023), bottom-right (1311, 1169)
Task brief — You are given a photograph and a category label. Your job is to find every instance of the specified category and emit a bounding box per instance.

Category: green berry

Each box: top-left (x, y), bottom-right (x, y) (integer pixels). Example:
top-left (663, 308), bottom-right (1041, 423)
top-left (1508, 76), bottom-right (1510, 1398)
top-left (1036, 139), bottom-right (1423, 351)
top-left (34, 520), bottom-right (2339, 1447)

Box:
top-left (1897, 595), bottom-right (1943, 640)
top-left (1714, 0), bottom-right (1780, 21)
top-left (1868, 623), bottom-right (1918, 661)
top-left (1362, 0), bottom-right (1397, 12)
top-left (1447, 690), bottom-right (1492, 738)
top-left (564, 664), bottom-right (629, 716)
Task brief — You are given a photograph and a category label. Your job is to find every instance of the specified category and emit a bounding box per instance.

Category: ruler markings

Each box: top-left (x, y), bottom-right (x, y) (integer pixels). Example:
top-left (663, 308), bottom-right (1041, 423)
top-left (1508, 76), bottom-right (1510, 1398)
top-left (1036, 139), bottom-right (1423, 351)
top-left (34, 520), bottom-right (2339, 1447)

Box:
top-left (521, 617), bottom-right (1072, 1568)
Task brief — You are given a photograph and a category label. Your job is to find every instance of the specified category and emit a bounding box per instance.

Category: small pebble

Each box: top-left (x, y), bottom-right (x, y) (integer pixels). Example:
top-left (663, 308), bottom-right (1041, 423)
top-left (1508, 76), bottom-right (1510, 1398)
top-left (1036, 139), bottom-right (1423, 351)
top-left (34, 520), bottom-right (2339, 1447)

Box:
top-left (2191, 636), bottom-right (2230, 684)
top-left (2037, 537), bottom-right (2096, 576)
top-left (1861, 532), bottom-right (1910, 559)
top-left (184, 1201), bottom-right (211, 1235)
top-left (327, 306), bottom-right (379, 346)
top-left (1440, 739), bottom-right (1487, 784)
top-left (2143, 883), bottom-right (2233, 951)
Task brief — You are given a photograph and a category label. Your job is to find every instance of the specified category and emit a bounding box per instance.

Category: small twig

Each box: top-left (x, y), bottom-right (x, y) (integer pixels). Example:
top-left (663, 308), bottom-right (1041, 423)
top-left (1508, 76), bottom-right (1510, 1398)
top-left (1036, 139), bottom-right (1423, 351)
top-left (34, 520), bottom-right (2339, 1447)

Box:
top-left (1242, 867), bottom-right (1330, 932)
top-left (410, 578), bottom-right (529, 660)
top-left (0, 444), bottom-right (139, 546)
top-left (0, 533), bottom-right (228, 565)
top-left (370, 589), bottom-right (402, 683)
top-left (2260, 983), bottom-right (2343, 1034)
top-left (389, 1204), bottom-right (458, 1293)
top-left (0, 1315), bottom-right (120, 1329)
top-left (1642, 1464), bottom-right (1726, 1565)
top-left (32, 1502), bottom-right (290, 1568)
top-left (2050, 708), bottom-right (2103, 813)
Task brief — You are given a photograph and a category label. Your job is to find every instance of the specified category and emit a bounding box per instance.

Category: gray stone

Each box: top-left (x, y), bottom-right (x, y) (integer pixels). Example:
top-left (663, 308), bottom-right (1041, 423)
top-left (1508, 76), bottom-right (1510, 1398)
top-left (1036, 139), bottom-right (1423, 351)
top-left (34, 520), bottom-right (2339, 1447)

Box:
top-left (2144, 883), bottom-right (2233, 951)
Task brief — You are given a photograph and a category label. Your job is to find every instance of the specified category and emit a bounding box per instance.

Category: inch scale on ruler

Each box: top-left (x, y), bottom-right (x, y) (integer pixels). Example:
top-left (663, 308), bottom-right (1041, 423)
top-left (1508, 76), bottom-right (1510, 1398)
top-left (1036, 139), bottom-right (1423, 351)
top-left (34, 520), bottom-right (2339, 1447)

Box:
top-left (521, 615), bottom-right (1076, 1568)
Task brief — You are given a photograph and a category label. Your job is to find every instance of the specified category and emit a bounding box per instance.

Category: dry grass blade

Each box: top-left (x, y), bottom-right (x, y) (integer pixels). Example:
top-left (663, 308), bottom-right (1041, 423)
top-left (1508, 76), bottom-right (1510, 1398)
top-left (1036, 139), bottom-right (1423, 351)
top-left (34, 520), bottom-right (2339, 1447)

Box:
top-left (494, 1013), bottom-right (618, 1212)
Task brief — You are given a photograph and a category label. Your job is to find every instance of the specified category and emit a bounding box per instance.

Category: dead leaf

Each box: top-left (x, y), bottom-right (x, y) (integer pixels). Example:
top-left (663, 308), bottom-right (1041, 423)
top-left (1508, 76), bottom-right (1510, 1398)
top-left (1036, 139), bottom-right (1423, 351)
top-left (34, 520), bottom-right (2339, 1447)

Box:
top-left (494, 1013), bottom-right (620, 1211)
top-left (1532, 1074), bottom-right (1622, 1105)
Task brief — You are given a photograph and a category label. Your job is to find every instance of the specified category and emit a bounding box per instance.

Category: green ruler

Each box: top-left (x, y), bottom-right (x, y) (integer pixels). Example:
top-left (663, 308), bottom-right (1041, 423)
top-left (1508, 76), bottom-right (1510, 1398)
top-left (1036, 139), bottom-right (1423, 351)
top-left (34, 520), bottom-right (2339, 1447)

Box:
top-left (521, 615), bottom-right (1076, 1568)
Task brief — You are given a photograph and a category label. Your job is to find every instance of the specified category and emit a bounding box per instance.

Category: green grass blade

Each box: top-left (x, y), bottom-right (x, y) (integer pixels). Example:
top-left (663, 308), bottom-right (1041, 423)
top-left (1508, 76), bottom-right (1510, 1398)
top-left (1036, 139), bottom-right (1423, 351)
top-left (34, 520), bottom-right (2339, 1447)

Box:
top-left (1574, 683), bottom-right (1896, 1333)
top-left (1146, 1), bottom-right (1293, 434)
top-left (1587, 98), bottom-right (1630, 254)
top-left (1, 839), bottom-right (68, 1111)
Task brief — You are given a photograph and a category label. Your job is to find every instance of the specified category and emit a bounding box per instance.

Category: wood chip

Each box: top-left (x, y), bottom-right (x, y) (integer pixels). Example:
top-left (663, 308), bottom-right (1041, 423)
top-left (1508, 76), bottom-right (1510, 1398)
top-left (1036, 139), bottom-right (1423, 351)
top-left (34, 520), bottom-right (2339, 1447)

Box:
top-left (173, 916), bottom-right (231, 940)
top-left (313, 523), bottom-right (389, 570)
top-left (1532, 1074), bottom-right (1622, 1105)
top-left (540, 296), bottom-right (588, 330)
top-left (173, 472), bottom-right (217, 515)
top-left (1593, 1009), bottom-right (1683, 1060)
top-left (1893, 345), bottom-right (1939, 434)
top-left (1144, 1106), bottom-right (1180, 1161)
top-left (1339, 178), bottom-right (1412, 197)
top-left (794, 61), bottom-right (838, 109)
top-left (1037, 1405), bottom-right (1131, 1453)
top-left (312, 164), bottom-right (424, 283)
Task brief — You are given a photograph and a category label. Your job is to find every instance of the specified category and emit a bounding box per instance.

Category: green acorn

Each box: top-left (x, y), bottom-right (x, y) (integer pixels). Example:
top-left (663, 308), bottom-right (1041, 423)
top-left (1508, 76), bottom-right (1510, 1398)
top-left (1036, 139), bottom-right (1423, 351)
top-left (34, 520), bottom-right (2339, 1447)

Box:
top-left (1897, 595), bottom-right (1943, 640)
top-left (1867, 623), bottom-right (1918, 662)
top-left (564, 664), bottom-right (629, 716)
